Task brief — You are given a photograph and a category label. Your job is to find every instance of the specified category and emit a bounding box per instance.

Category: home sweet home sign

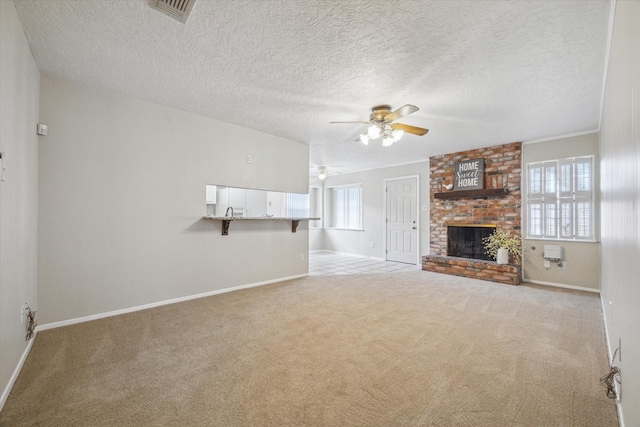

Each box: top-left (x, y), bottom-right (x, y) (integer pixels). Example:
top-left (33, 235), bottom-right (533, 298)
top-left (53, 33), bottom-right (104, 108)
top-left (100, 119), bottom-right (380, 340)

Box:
top-left (454, 158), bottom-right (484, 190)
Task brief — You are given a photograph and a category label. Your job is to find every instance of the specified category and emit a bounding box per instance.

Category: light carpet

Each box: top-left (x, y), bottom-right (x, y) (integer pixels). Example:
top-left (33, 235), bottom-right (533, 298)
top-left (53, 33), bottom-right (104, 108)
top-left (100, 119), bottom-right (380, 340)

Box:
top-left (0, 271), bottom-right (618, 426)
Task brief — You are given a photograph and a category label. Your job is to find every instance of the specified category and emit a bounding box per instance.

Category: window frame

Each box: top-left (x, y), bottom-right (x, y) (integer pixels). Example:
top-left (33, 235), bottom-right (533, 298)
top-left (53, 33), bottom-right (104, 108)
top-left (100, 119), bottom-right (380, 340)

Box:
top-left (526, 156), bottom-right (595, 241)
top-left (308, 186), bottom-right (322, 228)
top-left (324, 183), bottom-right (364, 231)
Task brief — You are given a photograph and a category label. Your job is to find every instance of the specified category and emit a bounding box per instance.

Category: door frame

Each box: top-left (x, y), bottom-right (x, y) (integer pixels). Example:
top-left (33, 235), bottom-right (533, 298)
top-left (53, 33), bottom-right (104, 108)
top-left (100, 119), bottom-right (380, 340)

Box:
top-left (383, 175), bottom-right (420, 265)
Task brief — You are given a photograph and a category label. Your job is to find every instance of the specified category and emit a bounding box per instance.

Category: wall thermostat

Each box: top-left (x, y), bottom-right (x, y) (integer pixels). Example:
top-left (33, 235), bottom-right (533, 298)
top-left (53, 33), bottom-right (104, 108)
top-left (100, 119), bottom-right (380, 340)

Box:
top-left (37, 123), bottom-right (48, 136)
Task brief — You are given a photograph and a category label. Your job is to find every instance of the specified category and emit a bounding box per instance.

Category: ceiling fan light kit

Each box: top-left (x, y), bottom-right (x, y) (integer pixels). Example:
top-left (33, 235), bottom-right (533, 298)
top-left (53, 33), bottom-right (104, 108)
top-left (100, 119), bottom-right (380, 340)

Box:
top-left (331, 104), bottom-right (429, 147)
top-left (317, 166), bottom-right (327, 180)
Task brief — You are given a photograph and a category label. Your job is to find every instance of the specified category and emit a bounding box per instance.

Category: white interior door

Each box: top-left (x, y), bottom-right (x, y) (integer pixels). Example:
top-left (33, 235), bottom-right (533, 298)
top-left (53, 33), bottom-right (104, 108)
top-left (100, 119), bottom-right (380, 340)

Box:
top-left (386, 177), bottom-right (418, 264)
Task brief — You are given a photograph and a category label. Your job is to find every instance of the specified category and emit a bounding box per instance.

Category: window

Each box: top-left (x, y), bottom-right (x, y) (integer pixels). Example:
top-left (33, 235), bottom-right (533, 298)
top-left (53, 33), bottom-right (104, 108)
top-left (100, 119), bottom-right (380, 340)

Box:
top-left (284, 192), bottom-right (309, 217)
top-left (325, 184), bottom-right (363, 230)
top-left (308, 187), bottom-right (322, 228)
top-left (526, 156), bottom-right (594, 240)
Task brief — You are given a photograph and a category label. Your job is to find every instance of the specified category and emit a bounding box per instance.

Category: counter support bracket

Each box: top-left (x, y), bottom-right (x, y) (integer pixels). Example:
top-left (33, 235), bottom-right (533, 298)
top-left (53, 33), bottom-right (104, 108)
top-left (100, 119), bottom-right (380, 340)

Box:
top-left (221, 219), bottom-right (231, 236)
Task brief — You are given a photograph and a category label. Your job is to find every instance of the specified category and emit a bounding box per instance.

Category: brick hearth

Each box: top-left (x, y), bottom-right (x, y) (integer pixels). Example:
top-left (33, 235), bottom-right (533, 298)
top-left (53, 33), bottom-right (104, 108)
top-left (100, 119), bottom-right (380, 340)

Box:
top-left (424, 141), bottom-right (522, 285)
top-left (422, 255), bottom-right (522, 285)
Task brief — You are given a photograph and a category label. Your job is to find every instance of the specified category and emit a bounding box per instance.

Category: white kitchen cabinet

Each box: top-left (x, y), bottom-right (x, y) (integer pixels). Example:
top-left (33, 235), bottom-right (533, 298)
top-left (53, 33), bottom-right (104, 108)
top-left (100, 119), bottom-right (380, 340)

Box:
top-left (205, 185), bottom-right (217, 203)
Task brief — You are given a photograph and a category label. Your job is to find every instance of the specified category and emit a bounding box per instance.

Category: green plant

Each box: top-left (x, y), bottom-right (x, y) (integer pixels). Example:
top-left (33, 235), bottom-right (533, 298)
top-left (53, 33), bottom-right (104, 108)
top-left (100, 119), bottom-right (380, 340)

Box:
top-left (483, 230), bottom-right (522, 263)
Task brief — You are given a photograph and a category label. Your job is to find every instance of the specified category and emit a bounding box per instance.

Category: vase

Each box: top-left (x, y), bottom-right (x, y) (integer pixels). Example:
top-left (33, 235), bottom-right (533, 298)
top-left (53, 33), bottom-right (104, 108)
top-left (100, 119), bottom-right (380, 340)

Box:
top-left (497, 247), bottom-right (509, 264)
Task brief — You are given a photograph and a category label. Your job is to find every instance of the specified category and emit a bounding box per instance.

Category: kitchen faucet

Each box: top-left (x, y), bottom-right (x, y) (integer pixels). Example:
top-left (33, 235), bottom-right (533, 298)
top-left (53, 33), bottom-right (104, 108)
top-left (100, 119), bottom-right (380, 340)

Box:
top-left (225, 207), bottom-right (234, 217)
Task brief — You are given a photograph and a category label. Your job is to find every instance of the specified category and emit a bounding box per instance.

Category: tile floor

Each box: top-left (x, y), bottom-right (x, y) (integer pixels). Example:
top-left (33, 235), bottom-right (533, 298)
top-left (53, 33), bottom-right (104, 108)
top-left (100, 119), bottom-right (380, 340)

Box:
top-left (309, 251), bottom-right (420, 276)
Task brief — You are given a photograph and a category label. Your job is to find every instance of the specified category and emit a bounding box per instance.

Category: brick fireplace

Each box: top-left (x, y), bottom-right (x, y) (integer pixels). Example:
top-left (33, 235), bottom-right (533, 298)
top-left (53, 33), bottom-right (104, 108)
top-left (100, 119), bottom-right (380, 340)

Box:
top-left (422, 142), bottom-right (522, 285)
top-left (447, 224), bottom-right (496, 260)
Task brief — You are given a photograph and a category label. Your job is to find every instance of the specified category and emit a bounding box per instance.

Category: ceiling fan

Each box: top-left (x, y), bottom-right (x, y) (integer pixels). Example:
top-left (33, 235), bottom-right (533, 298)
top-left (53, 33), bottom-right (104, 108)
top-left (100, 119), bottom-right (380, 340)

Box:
top-left (330, 104), bottom-right (429, 146)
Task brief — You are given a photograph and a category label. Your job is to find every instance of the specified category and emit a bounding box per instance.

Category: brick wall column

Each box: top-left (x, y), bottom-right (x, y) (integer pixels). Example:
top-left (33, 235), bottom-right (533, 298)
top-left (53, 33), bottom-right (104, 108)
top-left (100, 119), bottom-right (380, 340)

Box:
top-left (429, 142), bottom-right (522, 256)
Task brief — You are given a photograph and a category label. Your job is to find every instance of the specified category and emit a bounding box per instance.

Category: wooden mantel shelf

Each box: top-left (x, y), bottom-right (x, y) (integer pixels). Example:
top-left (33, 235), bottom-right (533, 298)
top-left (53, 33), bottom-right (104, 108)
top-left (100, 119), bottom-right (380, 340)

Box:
top-left (434, 188), bottom-right (508, 199)
top-left (203, 216), bottom-right (320, 235)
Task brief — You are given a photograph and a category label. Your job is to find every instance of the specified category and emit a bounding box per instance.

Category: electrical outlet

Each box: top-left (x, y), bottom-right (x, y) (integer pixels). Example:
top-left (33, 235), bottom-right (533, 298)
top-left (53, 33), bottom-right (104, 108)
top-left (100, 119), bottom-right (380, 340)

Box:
top-left (558, 261), bottom-right (566, 269)
top-left (370, 242), bottom-right (375, 248)
top-left (246, 155), bottom-right (252, 164)
top-left (299, 253), bottom-right (305, 261)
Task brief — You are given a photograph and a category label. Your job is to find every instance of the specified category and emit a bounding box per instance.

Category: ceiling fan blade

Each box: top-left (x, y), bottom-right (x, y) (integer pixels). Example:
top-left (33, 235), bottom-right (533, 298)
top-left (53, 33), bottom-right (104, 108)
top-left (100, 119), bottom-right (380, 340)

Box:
top-left (384, 104), bottom-right (419, 122)
top-left (329, 121), bottom-right (371, 124)
top-left (392, 123), bottom-right (429, 136)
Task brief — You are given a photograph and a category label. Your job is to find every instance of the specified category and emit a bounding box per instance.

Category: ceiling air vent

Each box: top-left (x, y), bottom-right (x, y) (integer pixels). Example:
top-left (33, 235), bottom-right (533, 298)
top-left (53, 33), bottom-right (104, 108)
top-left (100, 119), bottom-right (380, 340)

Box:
top-left (153, 0), bottom-right (196, 24)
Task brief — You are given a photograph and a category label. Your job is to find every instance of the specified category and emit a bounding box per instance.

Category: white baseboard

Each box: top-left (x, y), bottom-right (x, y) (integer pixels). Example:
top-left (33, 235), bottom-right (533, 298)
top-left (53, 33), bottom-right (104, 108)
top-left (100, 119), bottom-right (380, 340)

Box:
top-left (37, 274), bottom-right (308, 332)
top-left (600, 296), bottom-right (625, 427)
top-left (0, 335), bottom-right (36, 412)
top-left (315, 249), bottom-right (385, 261)
top-left (524, 279), bottom-right (600, 294)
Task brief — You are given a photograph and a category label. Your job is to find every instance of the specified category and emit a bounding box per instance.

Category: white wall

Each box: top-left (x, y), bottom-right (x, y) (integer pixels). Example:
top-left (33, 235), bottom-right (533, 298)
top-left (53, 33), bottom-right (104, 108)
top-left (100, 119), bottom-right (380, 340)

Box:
top-left (522, 133), bottom-right (601, 290)
top-left (599, 1), bottom-right (639, 425)
top-left (0, 1), bottom-right (40, 408)
top-left (318, 162), bottom-right (430, 262)
top-left (38, 75), bottom-right (309, 325)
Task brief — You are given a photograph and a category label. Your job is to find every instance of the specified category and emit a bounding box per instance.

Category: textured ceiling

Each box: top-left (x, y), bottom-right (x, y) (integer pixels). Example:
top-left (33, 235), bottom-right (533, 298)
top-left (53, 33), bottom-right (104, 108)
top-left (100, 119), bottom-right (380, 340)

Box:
top-left (14, 0), bottom-right (611, 176)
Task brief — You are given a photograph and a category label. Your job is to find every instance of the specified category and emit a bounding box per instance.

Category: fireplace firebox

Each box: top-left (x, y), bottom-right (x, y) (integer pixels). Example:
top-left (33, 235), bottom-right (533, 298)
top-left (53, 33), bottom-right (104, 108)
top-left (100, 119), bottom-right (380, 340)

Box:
top-left (447, 224), bottom-right (496, 261)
